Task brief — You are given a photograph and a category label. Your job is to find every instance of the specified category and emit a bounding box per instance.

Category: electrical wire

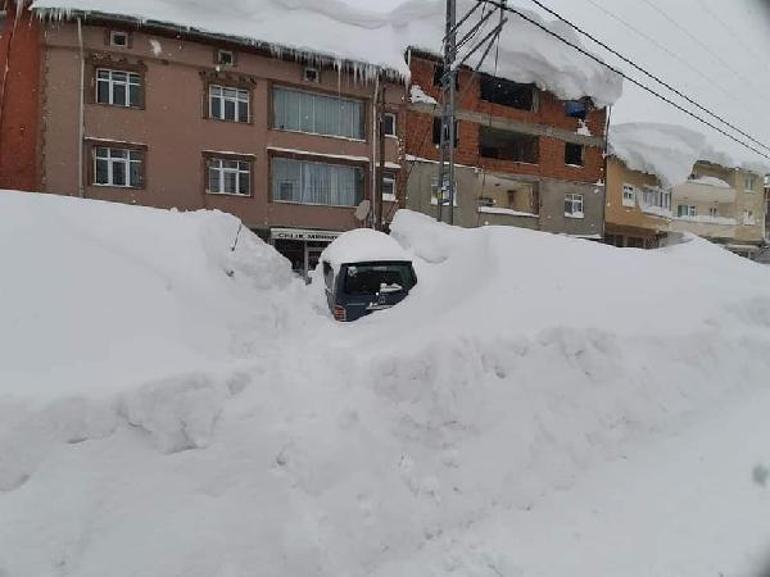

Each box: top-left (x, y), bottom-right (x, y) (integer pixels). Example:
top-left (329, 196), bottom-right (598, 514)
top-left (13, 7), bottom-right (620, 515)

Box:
top-left (522, 0), bottom-right (770, 154)
top-left (482, 0), bottom-right (770, 162)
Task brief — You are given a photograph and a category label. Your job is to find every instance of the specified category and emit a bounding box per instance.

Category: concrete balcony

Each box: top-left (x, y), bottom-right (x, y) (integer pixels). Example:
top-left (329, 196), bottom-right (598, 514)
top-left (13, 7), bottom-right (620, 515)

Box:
top-left (670, 215), bottom-right (736, 240)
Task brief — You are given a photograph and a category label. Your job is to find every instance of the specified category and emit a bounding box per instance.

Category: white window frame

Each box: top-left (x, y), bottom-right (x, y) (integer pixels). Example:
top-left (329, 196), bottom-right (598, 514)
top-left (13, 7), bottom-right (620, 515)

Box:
top-left (96, 68), bottom-right (141, 107)
top-left (217, 49), bottom-right (235, 66)
top-left (384, 112), bottom-right (397, 137)
top-left (207, 158), bottom-right (251, 196)
top-left (677, 204), bottom-right (697, 218)
top-left (622, 183), bottom-right (635, 207)
top-left (109, 30), bottom-right (128, 48)
top-left (93, 147), bottom-right (143, 188)
top-left (564, 193), bottom-right (584, 218)
top-left (272, 86), bottom-right (365, 140)
top-left (744, 209), bottom-right (756, 225)
top-left (209, 84), bottom-right (250, 123)
top-left (745, 174), bottom-right (756, 191)
top-left (709, 207), bottom-right (719, 217)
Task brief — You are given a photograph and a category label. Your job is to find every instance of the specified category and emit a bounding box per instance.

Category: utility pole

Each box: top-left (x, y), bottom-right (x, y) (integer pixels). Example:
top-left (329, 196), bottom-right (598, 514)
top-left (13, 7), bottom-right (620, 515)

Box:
top-left (436, 0), bottom-right (507, 224)
top-left (437, 0), bottom-right (457, 224)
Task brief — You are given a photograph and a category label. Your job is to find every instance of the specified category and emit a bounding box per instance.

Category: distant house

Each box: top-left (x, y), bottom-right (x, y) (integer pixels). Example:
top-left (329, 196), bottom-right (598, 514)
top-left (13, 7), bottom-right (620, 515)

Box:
top-left (404, 51), bottom-right (611, 239)
top-left (670, 162), bottom-right (766, 258)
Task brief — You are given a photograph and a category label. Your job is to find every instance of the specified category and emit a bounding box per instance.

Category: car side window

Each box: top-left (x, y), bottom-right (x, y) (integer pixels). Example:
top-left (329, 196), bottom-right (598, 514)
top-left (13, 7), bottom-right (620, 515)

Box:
top-left (322, 261), bottom-right (334, 290)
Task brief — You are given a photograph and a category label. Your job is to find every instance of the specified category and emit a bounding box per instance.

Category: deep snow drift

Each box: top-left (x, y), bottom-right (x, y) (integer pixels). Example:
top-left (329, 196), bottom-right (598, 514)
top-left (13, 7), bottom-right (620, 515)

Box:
top-left (2, 192), bottom-right (770, 576)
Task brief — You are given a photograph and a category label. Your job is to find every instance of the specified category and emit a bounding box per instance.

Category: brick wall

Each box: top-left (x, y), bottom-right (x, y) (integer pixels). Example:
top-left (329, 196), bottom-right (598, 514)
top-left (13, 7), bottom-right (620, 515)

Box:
top-left (0, 2), bottom-right (43, 192)
top-left (406, 54), bottom-right (606, 185)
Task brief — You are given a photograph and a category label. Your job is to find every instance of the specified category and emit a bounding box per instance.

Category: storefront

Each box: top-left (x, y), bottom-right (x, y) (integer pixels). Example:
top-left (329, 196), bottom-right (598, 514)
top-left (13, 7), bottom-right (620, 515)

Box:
top-left (270, 227), bottom-right (342, 279)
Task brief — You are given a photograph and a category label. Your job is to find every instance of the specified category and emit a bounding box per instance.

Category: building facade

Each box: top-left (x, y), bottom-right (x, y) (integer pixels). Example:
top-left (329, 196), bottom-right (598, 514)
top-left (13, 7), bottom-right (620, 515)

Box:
top-left (605, 153), bottom-right (767, 257)
top-left (0, 2), bottom-right (405, 278)
top-left (604, 156), bottom-right (671, 248)
top-left (404, 52), bottom-right (608, 239)
top-left (670, 161), bottom-right (765, 258)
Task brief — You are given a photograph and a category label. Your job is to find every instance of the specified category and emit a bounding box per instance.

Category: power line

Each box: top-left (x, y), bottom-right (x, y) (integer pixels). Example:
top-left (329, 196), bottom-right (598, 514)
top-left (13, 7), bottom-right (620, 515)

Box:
top-left (637, 0), bottom-right (768, 99)
top-left (482, 0), bottom-right (770, 162)
top-left (523, 0), bottom-right (770, 154)
top-left (579, 0), bottom-right (736, 104)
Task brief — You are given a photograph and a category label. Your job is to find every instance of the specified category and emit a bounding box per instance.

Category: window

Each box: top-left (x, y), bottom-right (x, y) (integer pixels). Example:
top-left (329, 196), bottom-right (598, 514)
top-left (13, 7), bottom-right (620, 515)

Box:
top-left (642, 186), bottom-right (670, 211)
top-left (744, 209), bottom-right (756, 225)
top-left (622, 184), bottom-right (636, 207)
top-left (209, 84), bottom-right (249, 122)
top-left (677, 204), bottom-right (697, 218)
top-left (273, 87), bottom-right (364, 140)
top-left (745, 174), bottom-right (756, 191)
top-left (478, 180), bottom-right (538, 214)
top-left (93, 147), bottom-right (143, 188)
top-left (271, 157), bottom-right (364, 206)
top-left (479, 126), bottom-right (538, 163)
top-left (109, 30), bottom-right (128, 48)
top-left (480, 74), bottom-right (534, 111)
top-left (207, 158), bottom-right (251, 196)
top-left (564, 193), bottom-right (584, 218)
top-left (303, 67), bottom-right (320, 83)
top-left (216, 49), bottom-right (235, 66)
top-left (383, 172), bottom-right (397, 201)
top-left (565, 99), bottom-right (588, 119)
top-left (433, 64), bottom-right (459, 90)
top-left (564, 143), bottom-right (584, 166)
top-left (384, 112), bottom-right (397, 137)
top-left (96, 69), bottom-right (141, 107)
top-left (432, 117), bottom-right (459, 147)
top-left (709, 207), bottom-right (719, 217)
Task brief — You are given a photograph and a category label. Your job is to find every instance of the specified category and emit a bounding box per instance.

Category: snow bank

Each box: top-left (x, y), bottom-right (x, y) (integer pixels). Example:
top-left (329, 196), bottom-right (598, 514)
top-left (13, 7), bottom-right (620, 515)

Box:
top-left (30, 0), bottom-right (623, 105)
top-left (690, 175), bottom-right (731, 188)
top-left (3, 199), bottom-right (770, 577)
top-left (609, 122), bottom-right (706, 187)
top-left (320, 227), bottom-right (411, 270)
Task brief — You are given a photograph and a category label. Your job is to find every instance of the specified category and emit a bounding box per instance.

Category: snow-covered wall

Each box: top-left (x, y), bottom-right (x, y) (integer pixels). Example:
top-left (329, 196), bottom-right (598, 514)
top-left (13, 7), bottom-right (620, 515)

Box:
top-left (30, 0), bottom-right (623, 105)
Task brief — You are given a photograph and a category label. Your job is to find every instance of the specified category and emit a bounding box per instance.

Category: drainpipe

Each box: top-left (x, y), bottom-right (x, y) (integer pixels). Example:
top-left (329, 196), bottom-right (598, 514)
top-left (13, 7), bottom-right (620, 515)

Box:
top-left (77, 16), bottom-right (85, 197)
top-left (371, 74), bottom-right (379, 229)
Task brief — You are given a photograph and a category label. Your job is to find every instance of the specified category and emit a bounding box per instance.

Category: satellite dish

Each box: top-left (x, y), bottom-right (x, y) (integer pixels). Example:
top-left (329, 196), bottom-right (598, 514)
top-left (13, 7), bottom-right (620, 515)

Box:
top-left (354, 199), bottom-right (371, 222)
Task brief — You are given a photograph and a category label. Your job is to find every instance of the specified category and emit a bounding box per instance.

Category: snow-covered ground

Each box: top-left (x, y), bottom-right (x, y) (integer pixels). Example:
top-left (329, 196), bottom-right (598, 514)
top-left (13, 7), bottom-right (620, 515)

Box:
top-left (2, 191), bottom-right (770, 576)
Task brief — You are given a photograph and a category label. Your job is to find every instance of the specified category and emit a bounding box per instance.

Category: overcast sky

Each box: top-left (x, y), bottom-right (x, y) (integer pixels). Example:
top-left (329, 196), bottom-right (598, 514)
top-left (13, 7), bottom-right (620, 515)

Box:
top-left (344, 0), bottom-right (770, 167)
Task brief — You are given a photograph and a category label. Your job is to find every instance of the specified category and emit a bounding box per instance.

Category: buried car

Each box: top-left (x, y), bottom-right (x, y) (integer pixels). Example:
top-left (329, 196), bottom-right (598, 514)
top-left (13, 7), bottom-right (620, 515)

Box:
top-left (319, 229), bottom-right (417, 322)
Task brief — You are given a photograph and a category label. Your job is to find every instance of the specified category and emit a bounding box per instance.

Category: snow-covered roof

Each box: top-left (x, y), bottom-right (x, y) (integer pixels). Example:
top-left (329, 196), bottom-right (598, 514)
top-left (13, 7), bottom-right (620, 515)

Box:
top-left (30, 0), bottom-right (623, 105)
top-left (609, 122), bottom-right (707, 188)
top-left (321, 228), bottom-right (411, 270)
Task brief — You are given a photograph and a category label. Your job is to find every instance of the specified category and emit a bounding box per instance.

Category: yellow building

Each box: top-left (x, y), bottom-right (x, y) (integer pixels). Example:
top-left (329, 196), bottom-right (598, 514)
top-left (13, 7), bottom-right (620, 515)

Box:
top-left (606, 156), bottom-right (767, 258)
top-left (604, 156), bottom-right (671, 248)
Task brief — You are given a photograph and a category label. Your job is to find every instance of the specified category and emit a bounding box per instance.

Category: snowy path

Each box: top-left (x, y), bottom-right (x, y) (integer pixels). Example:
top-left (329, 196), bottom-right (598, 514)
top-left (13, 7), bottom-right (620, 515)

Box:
top-left (478, 385), bottom-right (770, 577)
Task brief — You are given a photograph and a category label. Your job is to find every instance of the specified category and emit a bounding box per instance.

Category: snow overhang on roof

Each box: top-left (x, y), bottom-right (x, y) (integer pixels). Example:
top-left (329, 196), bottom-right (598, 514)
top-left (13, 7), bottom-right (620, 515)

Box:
top-left (29, 0), bottom-right (624, 105)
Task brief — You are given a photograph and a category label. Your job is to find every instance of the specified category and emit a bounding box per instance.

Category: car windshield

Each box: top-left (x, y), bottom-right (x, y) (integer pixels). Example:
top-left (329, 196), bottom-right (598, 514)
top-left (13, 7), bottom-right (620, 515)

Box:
top-left (342, 262), bottom-right (415, 296)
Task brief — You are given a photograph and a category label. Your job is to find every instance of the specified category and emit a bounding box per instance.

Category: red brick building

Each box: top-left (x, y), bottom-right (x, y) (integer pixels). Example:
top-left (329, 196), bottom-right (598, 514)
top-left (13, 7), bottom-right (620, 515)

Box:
top-left (404, 51), bottom-right (608, 238)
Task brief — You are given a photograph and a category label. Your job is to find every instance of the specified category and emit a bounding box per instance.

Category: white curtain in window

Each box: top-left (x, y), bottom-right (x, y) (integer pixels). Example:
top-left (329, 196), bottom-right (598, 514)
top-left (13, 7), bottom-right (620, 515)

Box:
top-left (272, 157), bottom-right (360, 206)
top-left (273, 88), bottom-right (363, 139)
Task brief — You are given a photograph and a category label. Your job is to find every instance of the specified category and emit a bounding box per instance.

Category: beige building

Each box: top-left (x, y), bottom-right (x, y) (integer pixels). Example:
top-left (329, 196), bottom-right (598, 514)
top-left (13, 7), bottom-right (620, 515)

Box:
top-left (605, 153), bottom-right (766, 258)
top-left (604, 156), bottom-right (671, 248)
top-left (671, 161), bottom-right (765, 258)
